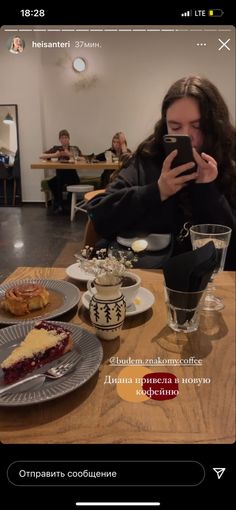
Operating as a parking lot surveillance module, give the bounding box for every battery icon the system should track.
[208,9,224,17]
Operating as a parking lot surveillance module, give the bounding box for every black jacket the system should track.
[87,156,236,270]
[95,147,115,162]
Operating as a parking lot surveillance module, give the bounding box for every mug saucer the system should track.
[82,287,155,317]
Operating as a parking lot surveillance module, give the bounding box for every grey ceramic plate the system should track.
[0,320,103,406]
[0,279,80,325]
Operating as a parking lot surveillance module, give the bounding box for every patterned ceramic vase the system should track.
[89,276,126,340]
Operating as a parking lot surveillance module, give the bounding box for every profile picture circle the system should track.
[7,35,25,54]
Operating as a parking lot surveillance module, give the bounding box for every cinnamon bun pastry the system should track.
[1,283,50,316]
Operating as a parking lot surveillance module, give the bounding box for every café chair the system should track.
[66,184,94,222]
[83,217,101,248]
[81,189,105,246]
[41,178,53,207]
[84,188,105,203]
[0,163,17,206]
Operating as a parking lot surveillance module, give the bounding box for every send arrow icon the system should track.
[213,468,226,479]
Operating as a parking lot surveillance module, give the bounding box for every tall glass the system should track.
[190,224,232,311]
[105,150,112,163]
[71,147,79,161]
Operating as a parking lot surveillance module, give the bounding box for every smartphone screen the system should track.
[0,6,235,509]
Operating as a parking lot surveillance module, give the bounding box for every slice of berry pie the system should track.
[1,321,73,384]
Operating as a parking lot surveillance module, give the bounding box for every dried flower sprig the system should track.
[75,246,137,284]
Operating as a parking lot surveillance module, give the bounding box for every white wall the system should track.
[0,26,235,202]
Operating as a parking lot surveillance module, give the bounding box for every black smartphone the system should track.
[163,134,197,175]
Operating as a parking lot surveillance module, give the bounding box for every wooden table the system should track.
[31,162,119,171]
[0,267,235,444]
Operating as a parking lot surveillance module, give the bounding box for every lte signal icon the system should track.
[181,10,192,16]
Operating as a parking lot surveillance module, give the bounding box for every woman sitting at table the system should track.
[87,76,236,270]
[96,131,132,188]
[40,129,82,214]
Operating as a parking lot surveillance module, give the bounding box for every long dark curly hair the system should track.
[136,76,236,208]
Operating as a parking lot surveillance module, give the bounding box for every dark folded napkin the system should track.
[163,241,217,292]
[163,242,218,324]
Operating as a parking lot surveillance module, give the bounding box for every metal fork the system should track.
[0,350,82,395]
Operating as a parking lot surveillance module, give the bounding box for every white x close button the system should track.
[218,38,230,51]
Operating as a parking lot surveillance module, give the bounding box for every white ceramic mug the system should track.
[87,271,141,308]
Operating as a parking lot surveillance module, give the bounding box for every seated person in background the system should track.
[40,129,82,213]
[96,131,132,188]
[87,75,236,270]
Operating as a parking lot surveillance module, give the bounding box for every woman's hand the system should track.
[158,150,198,201]
[62,148,71,157]
[193,148,218,183]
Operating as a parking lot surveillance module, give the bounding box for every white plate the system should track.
[117,233,171,251]
[116,236,140,248]
[82,287,155,317]
[0,320,103,407]
[66,263,95,282]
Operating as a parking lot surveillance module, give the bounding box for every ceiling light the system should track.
[73,57,86,72]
